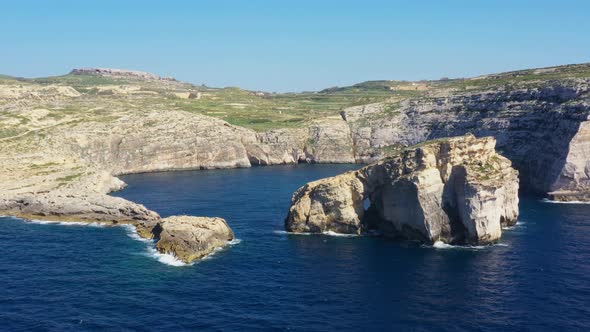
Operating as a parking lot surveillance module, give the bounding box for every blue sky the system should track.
[1,0,589,91]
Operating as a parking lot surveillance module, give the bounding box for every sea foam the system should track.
[144,247,190,267]
[541,198,590,205]
[202,238,242,261]
[121,224,153,243]
[502,220,525,230]
[26,219,106,227]
[322,230,358,237]
[273,230,358,237]
[121,225,190,266]
[430,241,508,250]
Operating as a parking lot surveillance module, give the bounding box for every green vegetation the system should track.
[31,74,127,87]
[56,173,83,183]
[430,63,590,91]
[173,86,398,131]
[0,127,23,139]
[29,162,60,169]
[382,102,401,116]
[379,143,404,155]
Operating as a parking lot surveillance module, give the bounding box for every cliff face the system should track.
[65,111,256,174]
[62,112,355,174]
[70,68,177,81]
[285,135,519,245]
[246,118,355,165]
[343,79,590,200]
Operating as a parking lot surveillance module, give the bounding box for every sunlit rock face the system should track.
[152,216,235,264]
[285,135,519,245]
[342,79,590,200]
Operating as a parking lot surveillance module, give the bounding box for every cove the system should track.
[1,164,589,331]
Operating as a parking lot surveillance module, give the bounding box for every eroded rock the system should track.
[0,190,159,224]
[285,135,519,245]
[152,216,235,263]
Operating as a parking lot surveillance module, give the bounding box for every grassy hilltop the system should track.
[1,62,590,139]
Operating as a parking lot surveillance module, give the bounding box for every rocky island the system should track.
[285,134,519,244]
[0,63,589,258]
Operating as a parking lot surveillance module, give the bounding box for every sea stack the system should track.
[151,216,235,264]
[285,134,519,245]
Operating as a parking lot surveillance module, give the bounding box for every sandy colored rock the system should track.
[154,216,235,263]
[286,135,519,245]
[70,68,175,81]
[0,190,159,224]
[343,79,590,200]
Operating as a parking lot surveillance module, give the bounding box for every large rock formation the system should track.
[285,135,519,245]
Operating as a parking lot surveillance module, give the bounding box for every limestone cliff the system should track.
[343,79,590,201]
[70,68,177,81]
[285,135,519,245]
[246,118,355,165]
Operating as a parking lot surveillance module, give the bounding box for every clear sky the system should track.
[1,0,589,92]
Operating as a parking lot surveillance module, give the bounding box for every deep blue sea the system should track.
[1,164,589,331]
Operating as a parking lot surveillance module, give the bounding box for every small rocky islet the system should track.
[1,64,590,262]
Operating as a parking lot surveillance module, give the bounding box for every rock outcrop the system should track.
[70,68,177,81]
[0,190,160,224]
[152,216,235,263]
[285,135,519,245]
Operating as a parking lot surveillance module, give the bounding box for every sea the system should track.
[1,164,589,331]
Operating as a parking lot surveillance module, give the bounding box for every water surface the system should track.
[1,164,589,331]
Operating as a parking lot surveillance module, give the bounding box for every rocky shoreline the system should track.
[1,64,590,261]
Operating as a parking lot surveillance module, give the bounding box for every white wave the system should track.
[27,219,59,225]
[144,247,190,267]
[429,241,508,250]
[201,246,225,261]
[322,230,358,237]
[228,238,242,245]
[121,224,154,243]
[27,219,106,227]
[502,220,525,230]
[273,230,358,237]
[273,230,313,236]
[202,238,242,261]
[541,198,590,205]
[432,241,455,249]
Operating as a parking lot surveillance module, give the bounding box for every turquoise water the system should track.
[1,164,589,331]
